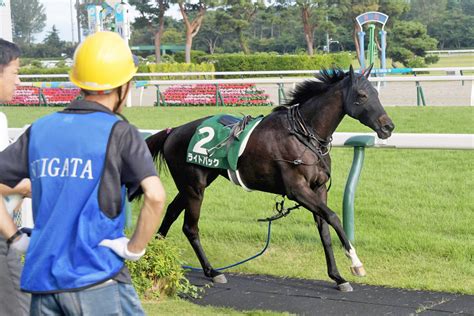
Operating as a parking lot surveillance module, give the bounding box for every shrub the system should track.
[196,52,352,75]
[174,50,207,63]
[19,67,70,82]
[137,62,215,80]
[126,237,199,300]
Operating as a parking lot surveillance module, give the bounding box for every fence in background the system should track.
[6,67,474,107]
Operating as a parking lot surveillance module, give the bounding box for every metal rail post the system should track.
[155,85,166,106]
[342,135,375,243]
[278,82,286,106]
[215,84,224,106]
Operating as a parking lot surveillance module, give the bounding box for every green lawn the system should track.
[2,106,473,314]
[142,298,291,315]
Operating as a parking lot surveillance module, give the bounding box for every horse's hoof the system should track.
[212,274,227,284]
[350,265,367,277]
[338,282,353,292]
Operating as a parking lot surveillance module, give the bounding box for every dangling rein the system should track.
[182,197,301,272]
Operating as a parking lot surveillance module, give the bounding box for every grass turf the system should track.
[2,105,473,315]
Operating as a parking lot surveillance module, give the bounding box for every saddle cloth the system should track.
[186,114,263,171]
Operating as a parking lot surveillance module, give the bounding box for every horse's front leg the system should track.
[312,187,352,292]
[289,182,366,285]
[182,192,227,284]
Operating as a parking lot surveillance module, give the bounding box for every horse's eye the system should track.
[357,90,368,101]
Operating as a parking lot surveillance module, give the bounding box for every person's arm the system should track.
[98,122,165,260]
[0,179,31,197]
[0,195,29,252]
[127,176,165,253]
[0,195,18,239]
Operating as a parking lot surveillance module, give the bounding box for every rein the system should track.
[287,105,332,157]
[182,197,300,272]
[274,105,333,191]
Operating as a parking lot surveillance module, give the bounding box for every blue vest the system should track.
[23,111,126,293]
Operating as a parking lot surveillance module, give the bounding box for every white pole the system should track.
[69,0,75,43]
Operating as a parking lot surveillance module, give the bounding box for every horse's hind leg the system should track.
[182,193,227,284]
[158,192,186,238]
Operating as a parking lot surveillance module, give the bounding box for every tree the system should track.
[42,25,64,57]
[387,21,438,67]
[11,0,47,44]
[220,0,265,54]
[408,0,474,49]
[194,10,227,54]
[249,4,303,53]
[129,0,170,63]
[176,0,208,63]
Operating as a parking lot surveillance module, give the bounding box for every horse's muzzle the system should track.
[376,115,394,139]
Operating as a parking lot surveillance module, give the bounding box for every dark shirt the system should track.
[0,100,158,286]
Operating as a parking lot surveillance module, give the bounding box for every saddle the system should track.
[217,114,254,147]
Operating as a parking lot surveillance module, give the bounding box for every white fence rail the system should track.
[18,66,474,80]
[15,68,474,107]
[7,128,473,151]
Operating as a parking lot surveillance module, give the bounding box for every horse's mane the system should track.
[273,68,346,112]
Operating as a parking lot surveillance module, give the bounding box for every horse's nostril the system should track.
[385,122,395,132]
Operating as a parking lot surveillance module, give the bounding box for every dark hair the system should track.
[0,38,21,68]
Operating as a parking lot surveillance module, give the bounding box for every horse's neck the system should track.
[300,90,345,140]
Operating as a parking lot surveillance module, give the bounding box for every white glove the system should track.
[10,233,30,254]
[99,237,145,261]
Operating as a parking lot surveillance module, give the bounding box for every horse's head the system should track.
[343,65,394,139]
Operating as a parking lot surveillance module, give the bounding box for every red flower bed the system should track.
[162,84,273,106]
[6,86,80,106]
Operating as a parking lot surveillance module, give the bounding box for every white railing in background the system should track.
[18,66,474,80]
[426,49,474,55]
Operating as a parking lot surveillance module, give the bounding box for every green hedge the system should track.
[197,52,353,74]
[137,62,216,80]
[173,50,207,64]
[19,67,70,82]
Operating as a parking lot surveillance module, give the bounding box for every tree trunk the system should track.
[305,34,314,55]
[179,2,206,63]
[154,7,166,64]
[154,32,162,64]
[237,28,250,54]
[353,23,362,66]
[301,6,314,56]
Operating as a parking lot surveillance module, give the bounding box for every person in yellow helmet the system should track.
[0,32,166,315]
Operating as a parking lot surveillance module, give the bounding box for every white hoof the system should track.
[212,274,227,284]
[338,282,353,292]
[350,265,367,277]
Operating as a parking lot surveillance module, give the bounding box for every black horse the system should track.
[142,66,394,292]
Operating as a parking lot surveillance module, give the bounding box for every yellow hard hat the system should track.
[69,31,138,91]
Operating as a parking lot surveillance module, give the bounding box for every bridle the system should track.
[273,105,333,191]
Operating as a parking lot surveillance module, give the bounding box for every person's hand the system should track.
[99,237,145,261]
[9,233,29,254]
[14,179,31,198]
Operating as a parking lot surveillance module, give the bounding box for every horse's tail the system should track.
[146,128,173,174]
[130,128,172,201]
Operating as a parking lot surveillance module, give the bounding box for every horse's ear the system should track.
[349,64,356,84]
[363,64,374,78]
